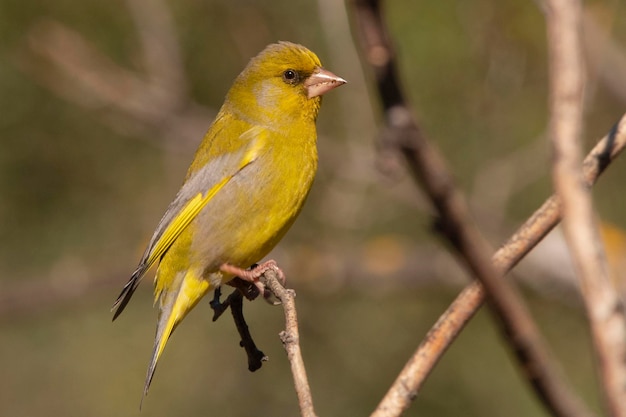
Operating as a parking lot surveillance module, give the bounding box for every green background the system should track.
[1,0,624,415]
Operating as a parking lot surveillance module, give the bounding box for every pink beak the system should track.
[304,67,347,98]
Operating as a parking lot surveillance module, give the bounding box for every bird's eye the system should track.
[282,69,299,84]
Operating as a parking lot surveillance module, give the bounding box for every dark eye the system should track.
[282,69,299,84]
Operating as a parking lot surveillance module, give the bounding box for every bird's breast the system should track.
[190,137,318,274]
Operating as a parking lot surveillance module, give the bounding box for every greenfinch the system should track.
[112,41,345,398]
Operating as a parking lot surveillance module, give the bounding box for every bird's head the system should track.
[226,42,346,128]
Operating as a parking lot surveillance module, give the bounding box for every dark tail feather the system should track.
[111,264,147,321]
[140,324,165,409]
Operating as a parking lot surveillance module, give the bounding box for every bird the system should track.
[111,41,346,400]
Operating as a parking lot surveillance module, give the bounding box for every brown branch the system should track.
[351,1,599,417]
[546,1,626,416]
[369,112,626,416]
[209,268,317,415]
[260,270,318,417]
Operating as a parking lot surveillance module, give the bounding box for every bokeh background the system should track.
[1,0,626,415]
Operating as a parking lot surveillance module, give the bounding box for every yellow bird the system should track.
[112,42,345,398]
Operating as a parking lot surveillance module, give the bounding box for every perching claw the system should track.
[220,260,286,305]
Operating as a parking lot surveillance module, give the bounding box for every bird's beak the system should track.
[304,67,347,98]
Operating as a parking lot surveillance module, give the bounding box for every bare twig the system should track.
[260,270,318,417]
[351,1,599,416]
[209,266,316,399]
[545,1,626,415]
[371,112,626,416]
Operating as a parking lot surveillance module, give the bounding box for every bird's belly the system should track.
[189,154,315,276]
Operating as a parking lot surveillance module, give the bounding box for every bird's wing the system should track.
[111,125,268,319]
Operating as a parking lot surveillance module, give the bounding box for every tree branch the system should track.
[545,0,626,415]
[350,1,606,416]
[260,270,318,417]
[209,270,316,417]
[369,111,626,417]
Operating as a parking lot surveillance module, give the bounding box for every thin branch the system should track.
[209,268,316,413]
[371,112,626,417]
[545,1,626,416]
[260,270,318,417]
[351,1,600,416]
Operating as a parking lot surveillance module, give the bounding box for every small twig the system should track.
[210,269,317,416]
[545,1,626,415]
[260,270,318,417]
[369,113,626,417]
[350,1,594,417]
[209,285,267,372]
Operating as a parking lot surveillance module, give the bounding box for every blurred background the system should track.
[1,0,625,415]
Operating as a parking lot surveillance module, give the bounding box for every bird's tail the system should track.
[141,268,211,405]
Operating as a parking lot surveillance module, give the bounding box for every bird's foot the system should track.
[209,287,229,320]
[220,260,286,305]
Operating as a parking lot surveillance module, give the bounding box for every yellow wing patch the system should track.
[144,127,266,270]
[146,181,225,269]
[145,193,204,268]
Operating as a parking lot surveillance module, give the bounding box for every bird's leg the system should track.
[209,287,230,321]
[208,284,267,371]
[220,260,286,305]
[227,290,267,372]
